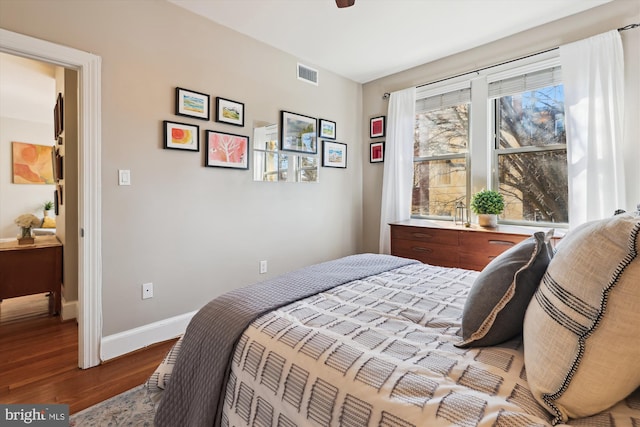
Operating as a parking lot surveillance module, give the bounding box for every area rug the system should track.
[69,384,157,426]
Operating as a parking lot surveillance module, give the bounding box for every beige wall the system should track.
[0,0,363,336]
[362,0,640,253]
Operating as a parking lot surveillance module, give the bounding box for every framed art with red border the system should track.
[370,141,384,163]
[370,115,385,138]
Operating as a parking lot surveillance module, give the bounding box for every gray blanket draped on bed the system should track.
[154,253,418,427]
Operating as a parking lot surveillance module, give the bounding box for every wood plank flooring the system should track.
[0,310,178,414]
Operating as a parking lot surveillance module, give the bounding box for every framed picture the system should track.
[322,141,347,168]
[215,97,245,127]
[370,141,384,163]
[163,120,199,151]
[370,115,385,138]
[318,118,336,140]
[12,142,55,184]
[54,93,63,138]
[280,110,317,154]
[175,87,210,120]
[51,147,63,182]
[205,130,249,169]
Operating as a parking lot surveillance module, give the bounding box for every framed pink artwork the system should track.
[370,141,384,163]
[205,130,249,169]
[370,115,385,138]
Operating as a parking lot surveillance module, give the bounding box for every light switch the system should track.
[118,169,131,186]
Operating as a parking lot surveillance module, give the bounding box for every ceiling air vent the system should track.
[297,63,318,86]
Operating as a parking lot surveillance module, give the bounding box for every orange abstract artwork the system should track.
[12,142,55,184]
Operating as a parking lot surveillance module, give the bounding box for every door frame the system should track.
[1,29,102,368]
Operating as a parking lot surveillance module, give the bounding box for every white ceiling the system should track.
[168,0,611,83]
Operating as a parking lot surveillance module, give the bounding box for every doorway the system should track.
[0,28,102,369]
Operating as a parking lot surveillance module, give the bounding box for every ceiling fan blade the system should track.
[336,0,355,8]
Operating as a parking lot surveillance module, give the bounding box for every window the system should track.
[413,88,470,217]
[412,53,568,225]
[493,74,568,223]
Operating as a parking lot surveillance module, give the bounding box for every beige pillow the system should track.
[523,213,640,423]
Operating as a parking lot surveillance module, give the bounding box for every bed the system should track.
[153,213,640,427]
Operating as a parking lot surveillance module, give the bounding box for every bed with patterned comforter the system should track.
[153,252,640,427]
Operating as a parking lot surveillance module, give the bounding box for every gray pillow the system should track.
[456,229,553,348]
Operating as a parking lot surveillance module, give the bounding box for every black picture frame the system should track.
[54,92,63,138]
[322,140,347,168]
[175,87,210,121]
[318,118,336,140]
[215,97,245,127]
[370,141,384,163]
[370,115,385,138]
[205,130,250,169]
[163,120,200,151]
[280,110,317,154]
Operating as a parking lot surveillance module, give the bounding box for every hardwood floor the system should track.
[0,309,178,414]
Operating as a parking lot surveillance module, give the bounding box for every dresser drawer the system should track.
[459,232,526,255]
[458,232,528,270]
[391,238,459,267]
[390,226,459,246]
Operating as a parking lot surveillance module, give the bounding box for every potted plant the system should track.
[43,200,54,217]
[470,189,504,228]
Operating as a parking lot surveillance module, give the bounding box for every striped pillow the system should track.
[523,214,640,423]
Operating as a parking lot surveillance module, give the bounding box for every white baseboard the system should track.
[61,298,77,321]
[100,311,197,362]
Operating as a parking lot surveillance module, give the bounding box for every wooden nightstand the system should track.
[390,219,557,271]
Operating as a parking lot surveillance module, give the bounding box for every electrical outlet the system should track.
[142,282,153,299]
[259,260,268,274]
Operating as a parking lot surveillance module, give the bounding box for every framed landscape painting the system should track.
[175,87,210,120]
[215,97,245,127]
[322,141,347,168]
[318,118,336,140]
[205,130,249,169]
[280,110,317,154]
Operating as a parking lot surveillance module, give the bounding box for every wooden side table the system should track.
[0,235,63,316]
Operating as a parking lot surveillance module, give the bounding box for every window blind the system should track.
[415,88,471,113]
[488,66,562,98]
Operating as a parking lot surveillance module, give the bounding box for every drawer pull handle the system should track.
[488,240,515,246]
[412,233,432,239]
[412,247,432,253]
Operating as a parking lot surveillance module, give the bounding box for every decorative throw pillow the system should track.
[456,229,553,348]
[147,336,183,392]
[42,216,56,228]
[523,213,640,424]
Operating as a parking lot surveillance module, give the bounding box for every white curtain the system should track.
[379,87,416,253]
[560,30,626,228]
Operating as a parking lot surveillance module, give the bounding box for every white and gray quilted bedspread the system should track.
[221,263,640,427]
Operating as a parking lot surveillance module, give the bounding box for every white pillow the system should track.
[523,213,640,423]
[147,336,182,392]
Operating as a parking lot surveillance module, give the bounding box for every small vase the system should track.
[18,227,35,245]
[478,214,498,228]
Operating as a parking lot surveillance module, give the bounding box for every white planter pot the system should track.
[478,214,498,228]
